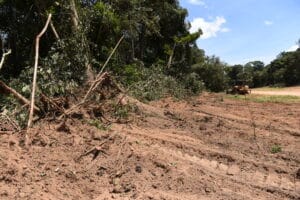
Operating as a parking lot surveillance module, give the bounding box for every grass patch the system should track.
[270,145,282,154]
[226,94,300,103]
[87,119,110,131]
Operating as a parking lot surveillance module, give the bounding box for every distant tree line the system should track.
[226,45,300,88]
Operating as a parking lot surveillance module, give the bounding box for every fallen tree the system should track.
[0,80,40,112]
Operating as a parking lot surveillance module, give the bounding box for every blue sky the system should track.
[179,0,300,65]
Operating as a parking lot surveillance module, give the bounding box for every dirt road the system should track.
[0,93,299,199]
[252,86,300,96]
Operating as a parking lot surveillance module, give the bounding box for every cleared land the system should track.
[0,93,299,199]
[252,86,300,97]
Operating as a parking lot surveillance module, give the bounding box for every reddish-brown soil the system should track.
[0,93,299,200]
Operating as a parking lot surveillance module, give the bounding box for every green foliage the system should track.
[266,49,300,86]
[39,38,87,95]
[113,63,142,86]
[130,65,188,101]
[270,144,282,154]
[192,56,226,92]
[87,119,110,131]
[113,103,139,120]
[0,96,28,128]
[182,72,205,94]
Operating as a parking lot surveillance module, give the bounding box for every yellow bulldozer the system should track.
[229,85,251,95]
[226,79,251,95]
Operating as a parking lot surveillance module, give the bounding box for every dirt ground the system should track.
[252,86,300,96]
[0,93,299,200]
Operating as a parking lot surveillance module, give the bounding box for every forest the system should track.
[0,0,300,119]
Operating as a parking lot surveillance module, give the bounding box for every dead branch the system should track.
[76,146,107,162]
[75,137,111,162]
[34,0,60,40]
[98,35,124,75]
[59,72,108,119]
[59,36,124,119]
[0,80,40,112]
[83,35,124,101]
[50,21,60,40]
[27,14,52,128]
[82,72,109,102]
[107,75,126,93]
[82,35,124,101]
[0,111,21,131]
[40,93,66,114]
[0,49,12,71]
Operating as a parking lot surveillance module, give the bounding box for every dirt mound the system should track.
[0,93,299,199]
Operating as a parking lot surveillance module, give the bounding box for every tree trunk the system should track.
[69,0,79,30]
[167,43,176,68]
[27,14,52,128]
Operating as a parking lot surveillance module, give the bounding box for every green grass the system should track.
[270,144,282,154]
[226,94,300,103]
[87,119,110,131]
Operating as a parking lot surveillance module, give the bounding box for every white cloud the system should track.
[221,28,230,33]
[190,16,229,39]
[264,20,274,26]
[286,45,299,52]
[188,0,205,6]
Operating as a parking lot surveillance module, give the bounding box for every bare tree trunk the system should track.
[0,49,12,70]
[167,44,176,69]
[27,14,52,128]
[69,0,79,30]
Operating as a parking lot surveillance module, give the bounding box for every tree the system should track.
[266,50,300,86]
[192,56,227,92]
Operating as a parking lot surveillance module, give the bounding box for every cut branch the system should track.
[50,21,60,40]
[27,14,52,128]
[83,35,125,101]
[0,49,12,70]
[98,35,124,75]
[58,35,124,119]
[0,80,40,112]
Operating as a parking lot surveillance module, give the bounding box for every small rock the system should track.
[19,193,26,198]
[112,185,123,194]
[124,184,132,193]
[135,165,142,173]
[1,191,8,196]
[205,187,211,193]
[296,168,300,179]
[112,178,120,186]
[227,165,240,175]
[218,163,228,172]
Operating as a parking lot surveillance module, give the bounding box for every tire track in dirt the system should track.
[117,125,299,199]
[122,125,299,172]
[189,107,300,138]
[158,146,300,199]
